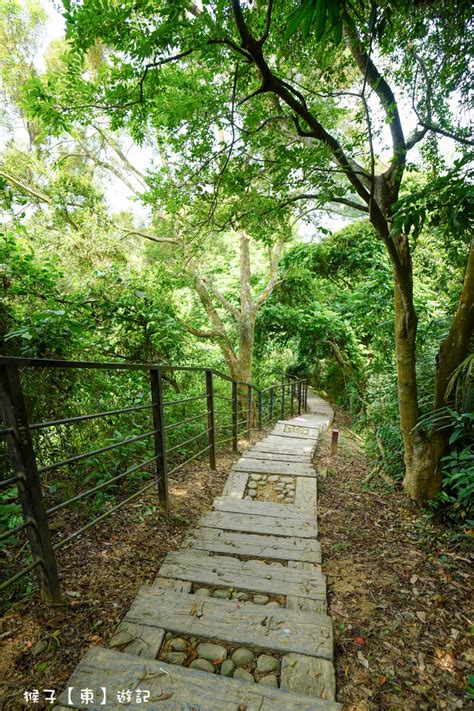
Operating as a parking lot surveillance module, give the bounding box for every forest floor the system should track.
[0,433,266,710]
[1,415,472,710]
[317,409,473,711]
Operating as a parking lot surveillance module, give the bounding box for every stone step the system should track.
[232,459,316,477]
[54,647,341,710]
[273,421,320,438]
[253,442,314,455]
[241,450,310,463]
[183,527,321,564]
[158,551,326,606]
[222,470,248,498]
[295,477,318,510]
[199,509,318,538]
[281,653,337,701]
[232,459,315,477]
[213,496,314,520]
[264,434,318,445]
[114,585,333,660]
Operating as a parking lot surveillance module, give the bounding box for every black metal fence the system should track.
[0,356,307,605]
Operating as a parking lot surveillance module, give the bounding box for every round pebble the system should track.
[253,594,270,605]
[258,674,278,687]
[165,652,187,665]
[249,490,257,497]
[220,659,236,677]
[195,588,211,597]
[164,632,173,640]
[231,647,255,667]
[269,475,279,482]
[197,642,227,663]
[169,637,188,652]
[212,589,231,599]
[232,591,249,601]
[32,640,48,656]
[190,658,215,673]
[248,481,257,489]
[233,668,255,683]
[266,601,281,608]
[256,654,279,673]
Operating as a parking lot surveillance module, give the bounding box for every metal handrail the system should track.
[0,355,308,603]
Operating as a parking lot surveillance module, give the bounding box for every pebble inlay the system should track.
[244,472,296,503]
[158,633,282,686]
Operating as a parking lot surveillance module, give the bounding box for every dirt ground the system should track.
[317,409,473,710]
[0,435,263,710]
[1,416,472,710]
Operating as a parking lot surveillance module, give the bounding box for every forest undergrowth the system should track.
[317,411,473,710]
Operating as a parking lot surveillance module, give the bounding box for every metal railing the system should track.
[0,356,307,604]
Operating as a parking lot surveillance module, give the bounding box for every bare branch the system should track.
[179,322,221,339]
[417,121,474,147]
[344,23,406,166]
[0,169,51,204]
[331,197,369,213]
[201,276,241,320]
[253,237,284,309]
[258,0,274,45]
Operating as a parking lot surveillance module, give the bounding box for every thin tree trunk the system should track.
[434,238,474,409]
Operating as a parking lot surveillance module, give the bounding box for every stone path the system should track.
[54,391,340,710]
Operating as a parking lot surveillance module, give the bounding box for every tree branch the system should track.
[201,276,241,320]
[343,23,406,166]
[258,0,274,45]
[0,169,51,204]
[179,322,221,339]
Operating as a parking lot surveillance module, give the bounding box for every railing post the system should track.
[305,381,308,410]
[150,367,169,510]
[0,365,63,604]
[232,380,238,452]
[205,370,216,470]
[258,390,263,431]
[297,381,302,415]
[269,386,274,423]
[247,384,252,441]
[281,378,285,418]
[290,380,295,417]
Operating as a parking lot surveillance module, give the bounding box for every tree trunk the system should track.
[378,223,443,500]
[434,237,474,410]
[391,236,474,500]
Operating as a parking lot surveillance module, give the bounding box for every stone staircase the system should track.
[54,391,340,710]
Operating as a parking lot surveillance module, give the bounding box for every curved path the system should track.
[54,391,340,710]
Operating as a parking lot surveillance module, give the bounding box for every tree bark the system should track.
[187,232,283,392]
[434,237,474,410]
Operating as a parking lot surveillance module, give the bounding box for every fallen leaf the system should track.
[418,652,425,672]
[410,574,419,584]
[416,611,426,623]
[379,675,386,685]
[354,635,365,645]
[357,651,369,668]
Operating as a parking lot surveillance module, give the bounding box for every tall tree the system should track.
[26,0,473,499]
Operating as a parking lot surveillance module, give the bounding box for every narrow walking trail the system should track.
[54,392,340,710]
